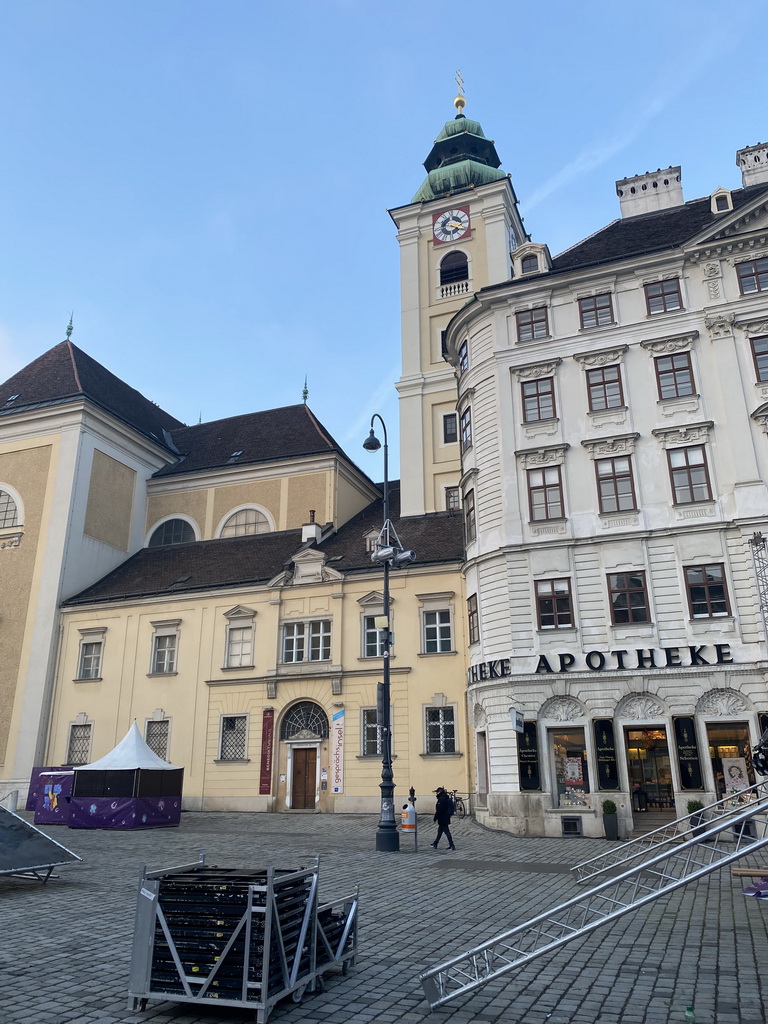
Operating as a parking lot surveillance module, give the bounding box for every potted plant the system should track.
[687,799,705,838]
[602,799,619,841]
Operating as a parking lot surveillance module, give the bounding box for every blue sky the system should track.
[1,0,766,476]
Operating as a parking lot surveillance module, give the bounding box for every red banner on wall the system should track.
[259,709,275,795]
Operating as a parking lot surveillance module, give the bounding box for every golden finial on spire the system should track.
[454,69,466,115]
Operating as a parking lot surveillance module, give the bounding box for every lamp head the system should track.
[363,429,382,452]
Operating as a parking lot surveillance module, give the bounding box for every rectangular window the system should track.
[521,377,556,422]
[516,306,549,342]
[443,412,458,444]
[423,610,452,653]
[362,708,382,756]
[644,279,683,314]
[464,488,476,543]
[550,727,589,808]
[363,615,385,658]
[219,715,247,760]
[445,486,461,512]
[152,634,177,674]
[586,365,624,411]
[226,624,253,668]
[527,465,564,521]
[467,594,480,645]
[608,572,650,624]
[596,455,636,514]
[282,620,331,662]
[460,407,472,452]
[426,706,456,754]
[458,341,469,373]
[145,719,170,760]
[685,564,730,617]
[535,578,573,629]
[668,446,712,504]
[655,352,695,399]
[579,293,613,329]
[751,337,768,381]
[78,640,103,679]
[737,257,768,295]
[66,723,92,765]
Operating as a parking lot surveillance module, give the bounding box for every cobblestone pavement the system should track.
[2,810,767,1024]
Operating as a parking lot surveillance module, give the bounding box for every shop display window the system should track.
[706,722,755,799]
[550,728,590,807]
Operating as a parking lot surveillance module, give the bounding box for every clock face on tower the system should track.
[433,207,470,244]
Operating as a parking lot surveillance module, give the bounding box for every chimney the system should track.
[301,509,322,544]
[737,143,768,187]
[615,167,684,218]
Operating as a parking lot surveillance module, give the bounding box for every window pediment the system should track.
[224,605,257,621]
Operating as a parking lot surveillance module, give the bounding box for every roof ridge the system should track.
[66,340,83,392]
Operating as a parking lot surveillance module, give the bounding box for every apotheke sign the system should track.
[468,643,733,683]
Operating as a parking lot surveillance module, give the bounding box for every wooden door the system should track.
[291,748,317,809]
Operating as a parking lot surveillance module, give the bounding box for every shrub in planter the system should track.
[687,799,705,837]
[602,799,619,840]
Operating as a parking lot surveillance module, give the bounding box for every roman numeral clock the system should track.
[432,206,470,244]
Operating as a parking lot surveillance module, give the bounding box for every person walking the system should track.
[430,786,456,851]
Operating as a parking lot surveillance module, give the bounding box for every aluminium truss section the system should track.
[420,803,768,1010]
[572,780,768,883]
[127,853,358,1023]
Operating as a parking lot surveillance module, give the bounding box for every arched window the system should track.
[220,508,270,538]
[280,701,329,740]
[0,489,19,529]
[148,518,196,547]
[521,255,539,274]
[440,251,469,286]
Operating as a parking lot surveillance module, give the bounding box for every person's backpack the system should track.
[446,794,456,817]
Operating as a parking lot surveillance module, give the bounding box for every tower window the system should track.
[521,255,539,274]
[440,251,468,286]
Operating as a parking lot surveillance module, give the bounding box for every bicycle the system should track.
[447,790,467,818]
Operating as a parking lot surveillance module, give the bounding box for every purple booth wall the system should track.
[33,771,75,824]
[68,796,182,829]
[26,766,70,811]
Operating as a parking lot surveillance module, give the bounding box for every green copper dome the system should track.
[413,113,507,203]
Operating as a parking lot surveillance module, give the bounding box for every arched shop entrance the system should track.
[625,727,674,811]
[279,702,329,811]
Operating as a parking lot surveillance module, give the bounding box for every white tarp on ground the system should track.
[77,721,181,771]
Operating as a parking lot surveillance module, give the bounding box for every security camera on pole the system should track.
[363,415,416,853]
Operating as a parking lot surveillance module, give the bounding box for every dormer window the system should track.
[711,188,733,214]
[521,255,539,274]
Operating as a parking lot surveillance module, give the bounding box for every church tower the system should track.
[390,87,527,516]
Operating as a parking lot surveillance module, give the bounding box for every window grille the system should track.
[146,719,170,760]
[0,490,19,529]
[148,519,195,546]
[67,723,92,765]
[280,701,329,740]
[220,715,247,760]
[426,706,456,754]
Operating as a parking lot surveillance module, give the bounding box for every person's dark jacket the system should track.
[434,790,452,826]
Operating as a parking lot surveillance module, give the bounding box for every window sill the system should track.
[213,758,251,765]
[221,665,255,671]
[418,650,457,658]
[657,393,700,404]
[147,672,178,678]
[420,752,463,759]
[529,517,568,526]
[578,322,617,333]
[598,508,639,517]
[73,676,102,683]
[537,627,577,635]
[671,500,715,510]
[646,309,684,318]
[522,416,558,427]
[610,619,654,629]
[356,754,398,761]
[587,405,627,416]
[689,615,734,623]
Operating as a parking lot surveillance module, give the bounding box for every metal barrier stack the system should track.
[128,853,357,1023]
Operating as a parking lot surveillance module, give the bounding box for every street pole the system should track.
[364,415,399,852]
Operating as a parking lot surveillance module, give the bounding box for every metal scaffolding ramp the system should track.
[572,780,768,883]
[420,785,768,1010]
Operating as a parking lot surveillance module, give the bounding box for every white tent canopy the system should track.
[77,722,181,771]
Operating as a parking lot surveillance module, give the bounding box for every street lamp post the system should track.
[363,415,415,853]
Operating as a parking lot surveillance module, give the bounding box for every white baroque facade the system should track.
[433,132,768,837]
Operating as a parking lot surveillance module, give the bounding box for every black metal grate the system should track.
[146,719,170,760]
[562,816,583,837]
[280,702,328,740]
[220,716,247,759]
[67,724,92,765]
[0,490,18,528]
